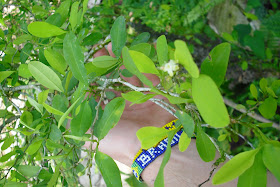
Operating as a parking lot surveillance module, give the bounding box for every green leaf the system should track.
[0,71,14,83]
[58,95,83,128]
[136,127,168,149]
[0,150,16,162]
[82,32,102,46]
[49,124,62,142]
[178,131,191,152]
[43,103,72,119]
[18,64,32,78]
[63,135,93,142]
[129,50,159,75]
[27,22,66,38]
[250,84,258,100]
[26,139,43,155]
[192,74,230,128]
[244,31,265,59]
[63,32,88,86]
[201,43,231,87]
[258,97,277,119]
[255,123,273,128]
[175,111,195,137]
[17,165,41,178]
[130,43,151,56]
[122,47,153,87]
[246,100,257,105]
[27,97,43,114]
[212,148,260,185]
[92,56,118,68]
[154,130,176,187]
[110,16,126,57]
[262,144,280,182]
[44,48,67,75]
[20,43,33,63]
[174,40,199,78]
[121,91,156,106]
[1,136,14,151]
[131,32,150,46]
[95,151,122,187]
[20,111,33,126]
[47,162,61,187]
[157,35,168,66]
[196,126,216,162]
[38,90,49,104]
[151,88,189,104]
[28,61,64,92]
[71,101,92,137]
[46,13,62,27]
[56,0,71,24]
[69,2,79,30]
[238,152,267,187]
[259,78,267,93]
[94,97,125,140]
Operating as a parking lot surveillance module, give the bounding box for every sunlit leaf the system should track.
[262,144,280,182]
[136,127,168,149]
[157,35,168,66]
[28,22,66,38]
[110,16,126,57]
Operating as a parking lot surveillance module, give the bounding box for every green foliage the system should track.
[0,0,279,187]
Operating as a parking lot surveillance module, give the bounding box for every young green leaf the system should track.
[27,22,66,38]
[121,91,156,105]
[63,32,88,86]
[196,126,216,162]
[201,43,231,87]
[1,136,14,151]
[38,90,49,104]
[212,148,260,185]
[0,71,14,83]
[18,64,32,78]
[71,101,92,137]
[262,144,280,182]
[238,152,267,187]
[258,97,277,119]
[17,165,41,178]
[157,35,168,66]
[56,0,71,24]
[122,47,153,87]
[95,151,122,187]
[28,61,64,92]
[179,131,191,152]
[27,97,43,114]
[175,110,195,137]
[47,162,61,187]
[94,97,125,140]
[26,139,43,155]
[20,111,33,126]
[130,43,151,56]
[44,48,67,75]
[110,16,126,57]
[69,2,79,30]
[154,130,177,187]
[43,103,72,119]
[136,127,169,149]
[250,84,258,100]
[92,56,118,68]
[259,78,267,93]
[58,95,83,128]
[63,135,93,142]
[129,50,159,75]
[49,124,62,142]
[192,74,230,128]
[131,32,150,46]
[174,40,199,78]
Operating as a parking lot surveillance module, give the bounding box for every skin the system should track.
[84,43,278,187]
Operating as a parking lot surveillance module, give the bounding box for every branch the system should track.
[85,36,111,62]
[223,98,279,130]
[0,115,20,133]
[3,84,41,92]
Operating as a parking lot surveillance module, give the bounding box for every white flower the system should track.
[160,60,179,77]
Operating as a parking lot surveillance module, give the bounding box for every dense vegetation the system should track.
[0,0,279,186]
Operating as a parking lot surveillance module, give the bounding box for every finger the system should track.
[107,42,116,57]
[93,47,109,57]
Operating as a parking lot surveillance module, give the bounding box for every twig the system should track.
[0,85,22,115]
[198,167,217,187]
[3,84,41,92]
[228,127,255,149]
[151,98,177,112]
[149,98,176,117]
[223,98,279,130]
[85,36,111,62]
[207,135,233,160]
[0,115,20,133]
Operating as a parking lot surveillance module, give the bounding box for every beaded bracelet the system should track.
[132,120,183,182]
